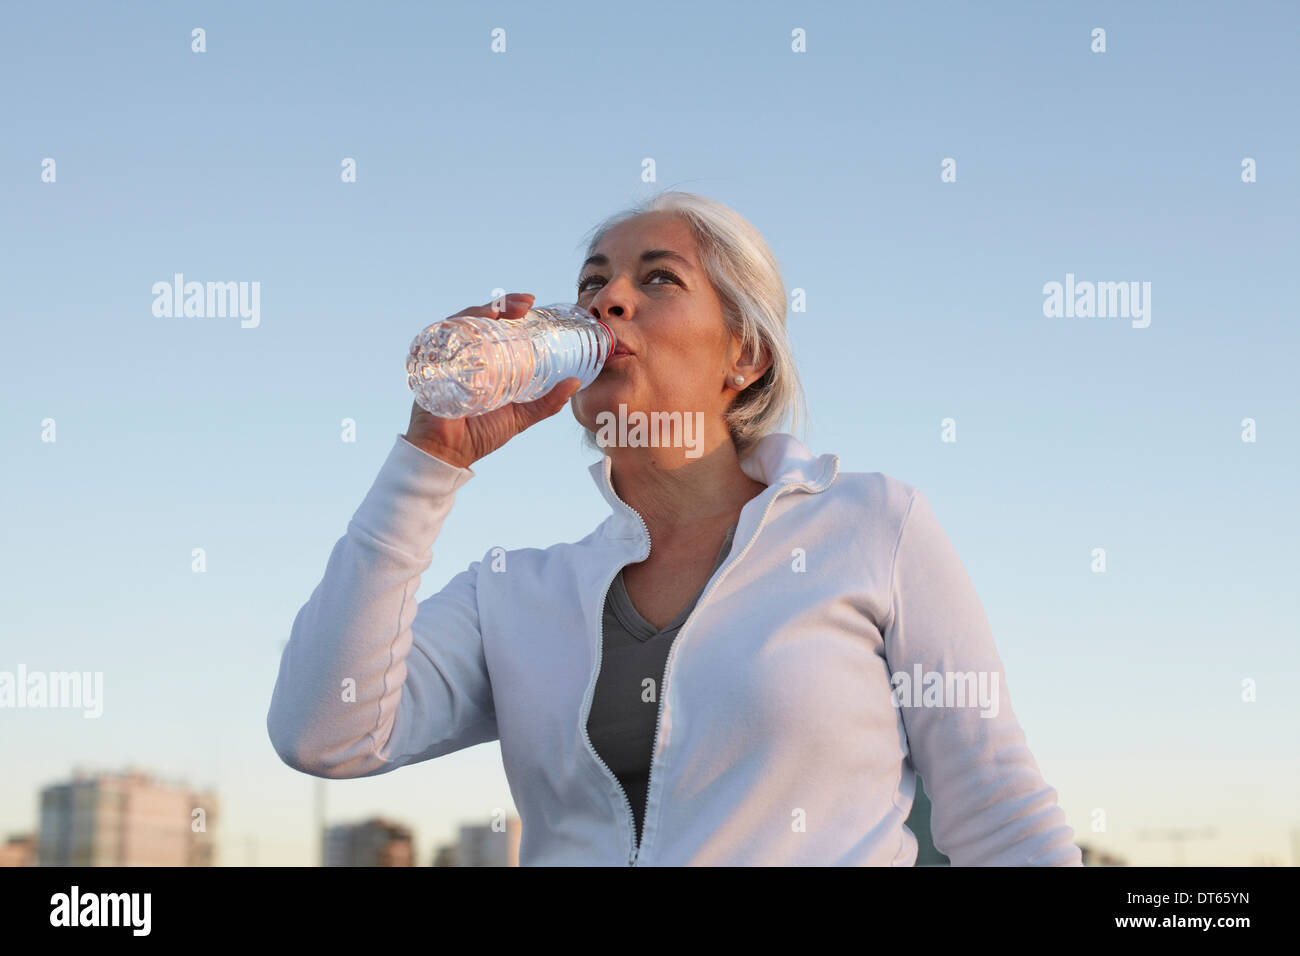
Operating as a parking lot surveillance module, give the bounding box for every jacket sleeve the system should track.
[266,433,498,778]
[882,487,1083,866]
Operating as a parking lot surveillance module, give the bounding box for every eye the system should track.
[645,268,682,285]
[576,269,683,294]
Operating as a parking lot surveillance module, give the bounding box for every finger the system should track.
[493,292,535,317]
[452,292,535,321]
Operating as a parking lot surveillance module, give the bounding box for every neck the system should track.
[606,425,767,550]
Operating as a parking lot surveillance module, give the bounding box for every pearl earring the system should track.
[733,375,745,386]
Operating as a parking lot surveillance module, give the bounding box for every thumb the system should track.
[514,378,582,430]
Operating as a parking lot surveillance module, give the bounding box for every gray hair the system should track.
[574,190,808,459]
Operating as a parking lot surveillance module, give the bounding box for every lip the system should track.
[610,345,634,357]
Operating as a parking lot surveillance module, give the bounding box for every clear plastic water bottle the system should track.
[406,303,616,418]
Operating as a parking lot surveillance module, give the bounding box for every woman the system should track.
[267,191,1082,866]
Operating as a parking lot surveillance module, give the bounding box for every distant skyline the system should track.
[2,1,1297,866]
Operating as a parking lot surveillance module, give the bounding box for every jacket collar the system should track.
[587,432,840,536]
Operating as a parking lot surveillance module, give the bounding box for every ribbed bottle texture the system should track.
[406,303,614,418]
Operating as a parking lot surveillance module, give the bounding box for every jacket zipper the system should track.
[584,458,840,866]
[634,468,837,864]
[580,498,652,866]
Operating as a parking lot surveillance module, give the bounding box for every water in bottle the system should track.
[406,303,616,418]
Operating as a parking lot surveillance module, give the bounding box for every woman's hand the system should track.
[402,292,583,469]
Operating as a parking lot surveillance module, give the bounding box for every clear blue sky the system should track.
[2,1,1296,866]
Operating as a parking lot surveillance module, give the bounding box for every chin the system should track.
[572,378,634,424]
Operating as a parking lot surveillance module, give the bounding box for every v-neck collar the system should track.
[609,523,738,641]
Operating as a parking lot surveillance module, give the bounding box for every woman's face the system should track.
[569,211,762,447]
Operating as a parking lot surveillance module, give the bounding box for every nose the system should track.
[587,281,629,322]
[590,300,625,322]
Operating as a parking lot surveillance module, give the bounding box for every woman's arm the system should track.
[882,488,1083,866]
[266,434,498,778]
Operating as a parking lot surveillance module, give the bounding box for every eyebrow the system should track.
[579,249,695,273]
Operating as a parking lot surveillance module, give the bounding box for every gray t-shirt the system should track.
[586,524,738,847]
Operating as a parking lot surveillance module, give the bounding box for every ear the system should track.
[729,336,772,386]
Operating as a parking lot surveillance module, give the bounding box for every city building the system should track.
[431,817,522,867]
[431,844,457,867]
[38,769,217,866]
[0,834,37,867]
[323,818,413,866]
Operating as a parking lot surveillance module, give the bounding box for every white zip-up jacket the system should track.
[267,430,1083,866]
